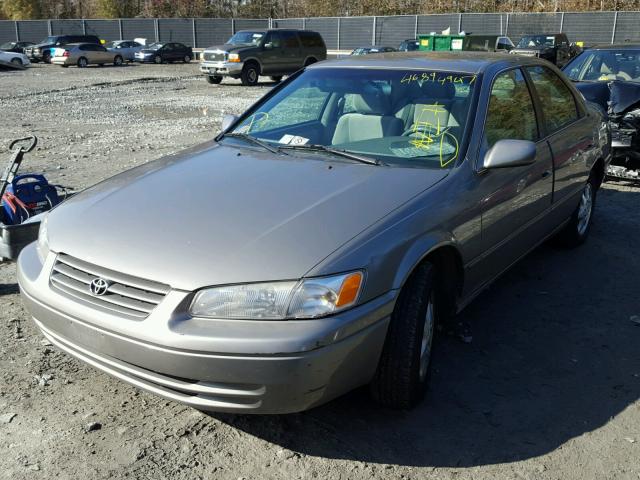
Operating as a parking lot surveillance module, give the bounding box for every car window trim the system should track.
[474,65,542,173]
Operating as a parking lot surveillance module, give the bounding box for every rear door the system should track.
[280,31,303,72]
[524,65,592,222]
[475,67,554,282]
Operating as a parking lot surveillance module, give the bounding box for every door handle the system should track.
[542,170,552,178]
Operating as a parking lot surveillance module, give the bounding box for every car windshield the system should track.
[227,31,264,46]
[564,49,640,82]
[226,67,478,169]
[0,42,15,49]
[517,35,555,48]
[106,41,120,48]
[146,43,163,50]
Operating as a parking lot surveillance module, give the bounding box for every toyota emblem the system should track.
[90,278,110,296]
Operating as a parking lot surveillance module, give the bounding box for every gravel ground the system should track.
[0,62,639,480]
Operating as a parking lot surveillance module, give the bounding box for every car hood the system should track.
[205,44,257,54]
[47,142,448,291]
[574,80,640,116]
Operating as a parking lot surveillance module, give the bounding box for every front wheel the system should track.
[114,55,123,66]
[10,58,22,66]
[183,55,192,63]
[206,75,223,84]
[555,177,596,247]
[370,261,437,409]
[240,62,259,86]
[154,55,162,64]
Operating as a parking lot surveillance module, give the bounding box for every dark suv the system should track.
[200,29,326,86]
[26,35,101,63]
[511,33,579,67]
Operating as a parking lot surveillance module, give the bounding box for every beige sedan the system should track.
[52,43,124,68]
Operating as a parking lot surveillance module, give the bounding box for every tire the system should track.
[205,75,223,84]
[270,75,283,82]
[183,55,192,63]
[43,52,51,63]
[77,57,88,68]
[555,175,597,247]
[240,62,259,86]
[154,55,162,64]
[61,65,68,68]
[10,58,22,66]
[370,261,437,409]
[114,55,123,67]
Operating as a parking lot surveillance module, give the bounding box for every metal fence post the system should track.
[231,18,235,34]
[505,13,510,36]
[611,10,618,44]
[458,13,462,33]
[14,21,19,41]
[154,18,159,42]
[82,19,86,35]
[560,12,565,33]
[48,20,52,36]
[372,16,376,46]
[414,15,418,38]
[192,18,197,47]
[303,18,306,30]
[118,19,123,40]
[337,17,341,51]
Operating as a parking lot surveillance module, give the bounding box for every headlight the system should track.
[36,214,49,263]
[228,53,240,63]
[190,271,364,320]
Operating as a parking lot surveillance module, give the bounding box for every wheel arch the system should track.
[242,57,262,73]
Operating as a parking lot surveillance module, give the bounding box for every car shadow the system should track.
[210,185,640,467]
[0,282,19,296]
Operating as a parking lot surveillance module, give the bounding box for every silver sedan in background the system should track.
[18,53,610,414]
[106,40,143,62]
[51,43,124,68]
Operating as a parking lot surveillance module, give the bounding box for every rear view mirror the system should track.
[221,113,238,132]
[483,139,536,169]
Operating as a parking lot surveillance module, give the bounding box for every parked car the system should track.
[18,53,610,414]
[106,40,144,62]
[134,42,193,64]
[564,44,640,180]
[0,41,35,54]
[350,46,397,55]
[511,33,578,67]
[0,49,30,67]
[462,35,514,52]
[25,35,101,63]
[200,29,326,86]
[51,43,124,68]
[398,39,420,52]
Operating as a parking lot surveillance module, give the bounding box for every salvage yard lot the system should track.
[1,63,639,480]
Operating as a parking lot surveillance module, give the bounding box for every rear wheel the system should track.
[370,261,437,409]
[555,176,596,247]
[206,75,223,84]
[240,62,259,86]
[183,55,192,63]
[270,75,283,82]
[77,57,88,68]
[10,58,22,66]
[114,55,123,66]
[154,55,162,64]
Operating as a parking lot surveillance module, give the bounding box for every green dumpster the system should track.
[418,34,465,52]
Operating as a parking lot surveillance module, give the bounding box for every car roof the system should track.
[586,43,640,50]
[311,51,546,74]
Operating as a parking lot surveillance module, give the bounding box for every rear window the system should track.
[299,31,324,48]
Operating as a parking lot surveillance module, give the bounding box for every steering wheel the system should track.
[401,124,450,138]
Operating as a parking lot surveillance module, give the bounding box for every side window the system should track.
[264,32,281,49]
[281,31,300,49]
[484,68,538,148]
[525,65,579,133]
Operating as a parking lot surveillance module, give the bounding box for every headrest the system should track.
[413,103,451,131]
[418,80,456,100]
[351,83,390,115]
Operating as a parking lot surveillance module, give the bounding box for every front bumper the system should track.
[200,61,244,77]
[135,54,154,63]
[17,243,394,413]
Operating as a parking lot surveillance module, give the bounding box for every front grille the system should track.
[203,51,225,62]
[50,253,170,319]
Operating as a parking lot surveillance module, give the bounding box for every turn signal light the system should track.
[336,272,364,307]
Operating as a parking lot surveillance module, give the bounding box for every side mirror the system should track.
[483,139,536,169]
[221,113,238,132]
[264,42,273,50]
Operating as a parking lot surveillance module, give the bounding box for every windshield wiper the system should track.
[279,144,380,165]
[221,132,282,155]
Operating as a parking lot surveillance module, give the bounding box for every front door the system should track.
[260,32,283,75]
[474,67,554,283]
